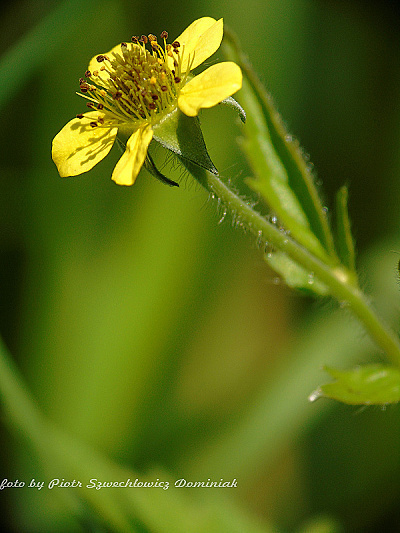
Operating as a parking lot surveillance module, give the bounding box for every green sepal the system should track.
[219,96,246,123]
[309,364,400,405]
[144,151,179,187]
[152,108,218,175]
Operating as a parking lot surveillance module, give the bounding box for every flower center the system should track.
[78,32,187,128]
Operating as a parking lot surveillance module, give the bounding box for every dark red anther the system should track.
[85,70,91,78]
[132,36,139,43]
[148,102,156,110]
[151,94,159,100]
[172,41,180,48]
[161,85,168,92]
[140,35,148,44]
[97,103,104,109]
[160,31,168,40]
[113,91,122,99]
[174,76,181,83]
[90,122,98,127]
[76,114,84,119]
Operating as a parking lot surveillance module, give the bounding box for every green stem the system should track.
[189,164,400,368]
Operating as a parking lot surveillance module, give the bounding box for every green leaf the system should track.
[152,108,218,175]
[335,186,356,272]
[222,31,338,263]
[309,364,400,405]
[238,78,329,263]
[266,252,329,296]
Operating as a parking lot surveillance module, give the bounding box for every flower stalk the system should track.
[183,158,400,370]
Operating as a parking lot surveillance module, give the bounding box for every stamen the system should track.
[78,27,182,126]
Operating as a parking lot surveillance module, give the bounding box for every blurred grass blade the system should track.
[0,0,99,111]
[222,29,338,262]
[0,337,274,532]
[335,186,356,272]
[310,364,400,405]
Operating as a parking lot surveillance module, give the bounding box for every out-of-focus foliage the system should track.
[1,1,400,531]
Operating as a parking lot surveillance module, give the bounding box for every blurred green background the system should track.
[1,1,400,531]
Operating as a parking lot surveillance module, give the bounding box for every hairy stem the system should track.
[188,162,400,368]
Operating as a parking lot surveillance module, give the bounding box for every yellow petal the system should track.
[178,62,242,117]
[173,17,223,72]
[111,123,153,186]
[52,112,118,177]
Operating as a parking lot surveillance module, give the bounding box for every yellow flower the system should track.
[52,17,242,186]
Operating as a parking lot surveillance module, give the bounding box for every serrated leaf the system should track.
[266,251,329,296]
[309,364,400,405]
[222,32,338,264]
[335,186,356,272]
[239,79,331,263]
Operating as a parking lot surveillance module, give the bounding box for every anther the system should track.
[132,36,139,43]
[151,94,158,100]
[174,76,181,83]
[160,31,168,40]
[140,35,148,44]
[97,103,104,109]
[172,41,180,48]
[85,70,91,78]
[148,34,157,42]
[161,85,168,92]
[114,91,123,99]
[76,114,84,119]
[148,102,156,110]
[96,55,106,62]
[90,122,98,128]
